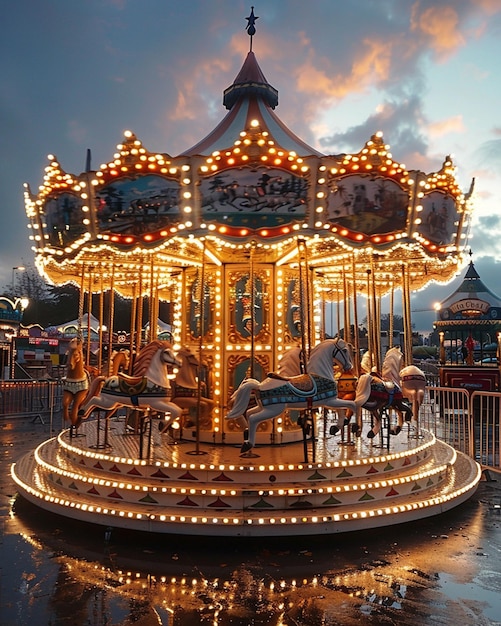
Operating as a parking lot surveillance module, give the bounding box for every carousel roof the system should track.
[24,13,474,301]
[182,51,322,158]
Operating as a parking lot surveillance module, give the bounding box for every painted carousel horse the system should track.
[351,371,412,439]
[348,347,418,440]
[109,348,130,375]
[170,346,214,427]
[77,340,183,431]
[225,338,357,454]
[62,336,90,426]
[382,346,427,436]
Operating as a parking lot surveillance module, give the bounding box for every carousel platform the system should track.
[11,416,481,537]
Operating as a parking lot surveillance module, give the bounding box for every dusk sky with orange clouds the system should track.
[1,0,501,329]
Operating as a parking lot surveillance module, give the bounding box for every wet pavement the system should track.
[1,414,501,625]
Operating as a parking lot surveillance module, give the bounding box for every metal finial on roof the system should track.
[246,6,258,52]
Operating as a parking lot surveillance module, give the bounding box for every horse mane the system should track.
[360,351,374,373]
[133,340,171,376]
[175,347,198,388]
[351,372,371,405]
[66,337,85,377]
[382,347,404,383]
[277,347,303,376]
[308,338,351,377]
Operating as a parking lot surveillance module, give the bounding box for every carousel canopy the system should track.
[24,14,474,302]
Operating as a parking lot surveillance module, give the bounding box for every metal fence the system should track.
[0,378,499,471]
[420,386,500,470]
[0,379,63,424]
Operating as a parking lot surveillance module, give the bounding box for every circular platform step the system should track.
[11,420,482,537]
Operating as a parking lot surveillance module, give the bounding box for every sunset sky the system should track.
[2,0,501,329]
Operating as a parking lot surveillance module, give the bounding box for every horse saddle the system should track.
[117,373,148,396]
[371,372,396,392]
[283,373,317,395]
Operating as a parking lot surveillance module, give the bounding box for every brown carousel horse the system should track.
[109,348,130,375]
[225,338,357,454]
[78,340,183,431]
[62,337,90,426]
[170,346,214,427]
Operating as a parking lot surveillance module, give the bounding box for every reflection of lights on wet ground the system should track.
[4,465,501,624]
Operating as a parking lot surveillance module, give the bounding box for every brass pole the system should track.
[352,255,360,374]
[107,267,115,376]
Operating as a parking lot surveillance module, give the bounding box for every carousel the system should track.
[12,10,481,536]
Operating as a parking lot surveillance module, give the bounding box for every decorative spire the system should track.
[246,6,258,52]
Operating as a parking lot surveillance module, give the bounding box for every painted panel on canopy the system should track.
[419,190,460,246]
[200,167,308,229]
[95,174,181,237]
[43,192,86,247]
[326,174,409,236]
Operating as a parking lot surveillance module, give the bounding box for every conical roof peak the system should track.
[463,260,480,280]
[223,51,278,110]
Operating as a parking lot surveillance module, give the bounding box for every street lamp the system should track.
[12,266,25,295]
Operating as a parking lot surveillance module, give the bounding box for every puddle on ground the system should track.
[1,492,501,625]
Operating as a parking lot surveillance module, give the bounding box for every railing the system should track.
[420,386,500,470]
[0,379,63,424]
[0,378,499,471]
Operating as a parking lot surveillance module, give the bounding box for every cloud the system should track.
[470,213,501,259]
[410,4,465,61]
[428,115,466,138]
[473,138,501,173]
[295,37,394,101]
[318,95,428,161]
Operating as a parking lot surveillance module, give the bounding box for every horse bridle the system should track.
[331,340,351,371]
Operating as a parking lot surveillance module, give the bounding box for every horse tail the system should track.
[225,379,259,419]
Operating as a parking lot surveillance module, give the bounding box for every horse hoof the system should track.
[329,425,340,436]
[351,424,361,436]
[391,426,402,436]
[367,430,375,439]
[240,441,253,454]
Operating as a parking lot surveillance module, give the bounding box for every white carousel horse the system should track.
[225,338,357,454]
[77,340,183,430]
[62,337,89,426]
[347,347,420,440]
[352,371,412,439]
[360,350,375,374]
[330,347,417,441]
[382,346,427,437]
[170,346,214,426]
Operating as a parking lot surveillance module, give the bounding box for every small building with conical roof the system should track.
[434,258,501,389]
